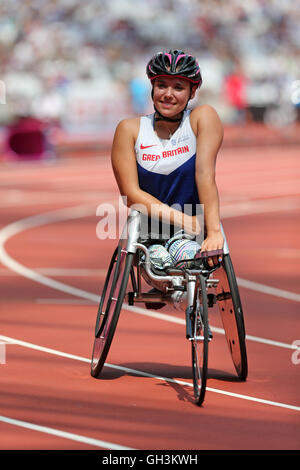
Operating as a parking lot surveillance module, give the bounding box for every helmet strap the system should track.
[154,106,183,123]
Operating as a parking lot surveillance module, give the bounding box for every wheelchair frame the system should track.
[91,210,248,406]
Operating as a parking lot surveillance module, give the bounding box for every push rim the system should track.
[216,254,248,381]
[91,246,132,377]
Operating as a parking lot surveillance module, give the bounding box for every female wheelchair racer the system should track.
[90,50,248,405]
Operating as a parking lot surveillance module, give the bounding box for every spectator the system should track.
[0,0,298,129]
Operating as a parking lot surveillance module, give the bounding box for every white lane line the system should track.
[0,204,298,354]
[107,364,300,412]
[0,334,299,412]
[220,195,300,218]
[121,304,300,351]
[0,414,135,450]
[237,277,300,302]
[35,298,96,305]
[122,301,300,352]
[0,205,100,304]
[0,190,116,208]
[16,294,300,352]
[0,268,106,277]
[1,263,298,303]
[1,264,299,303]
[1,200,299,304]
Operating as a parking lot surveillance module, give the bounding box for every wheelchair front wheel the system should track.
[191,274,209,406]
[91,246,133,378]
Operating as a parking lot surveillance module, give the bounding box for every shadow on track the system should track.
[94,362,240,403]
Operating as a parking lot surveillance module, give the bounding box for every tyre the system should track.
[216,254,248,381]
[91,245,133,377]
[191,274,209,406]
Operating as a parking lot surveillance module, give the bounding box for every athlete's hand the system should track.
[200,231,224,267]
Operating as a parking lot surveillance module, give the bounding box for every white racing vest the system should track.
[134,110,200,214]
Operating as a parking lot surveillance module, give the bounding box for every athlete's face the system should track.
[152,77,197,119]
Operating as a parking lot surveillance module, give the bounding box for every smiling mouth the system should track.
[161,102,175,108]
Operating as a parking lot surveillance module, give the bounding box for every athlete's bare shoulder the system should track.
[190,104,221,120]
[114,116,140,142]
[189,104,223,137]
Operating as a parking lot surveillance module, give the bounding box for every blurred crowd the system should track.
[0,0,299,135]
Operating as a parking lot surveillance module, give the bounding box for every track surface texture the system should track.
[0,143,299,451]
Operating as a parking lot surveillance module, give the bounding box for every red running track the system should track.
[0,145,299,450]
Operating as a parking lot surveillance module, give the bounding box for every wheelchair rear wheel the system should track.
[191,274,209,406]
[216,254,248,381]
[91,245,134,377]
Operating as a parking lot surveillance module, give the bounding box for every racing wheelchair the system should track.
[91,210,248,406]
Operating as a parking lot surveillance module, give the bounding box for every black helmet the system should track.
[146,49,202,88]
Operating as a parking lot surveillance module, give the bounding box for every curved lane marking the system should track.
[0,204,299,350]
[0,333,299,412]
[0,204,299,416]
[0,413,135,450]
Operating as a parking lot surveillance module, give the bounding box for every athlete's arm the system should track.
[190,105,224,264]
[111,118,200,234]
